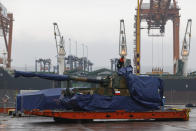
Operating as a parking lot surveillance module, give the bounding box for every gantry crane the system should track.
[134,0,180,75]
[0,3,13,68]
[176,19,192,76]
[53,22,66,75]
[35,58,51,72]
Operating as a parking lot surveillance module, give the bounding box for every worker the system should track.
[117,56,125,69]
[120,56,124,63]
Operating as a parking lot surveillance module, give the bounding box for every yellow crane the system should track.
[136,0,140,75]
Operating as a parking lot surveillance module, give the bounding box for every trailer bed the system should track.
[24,108,190,121]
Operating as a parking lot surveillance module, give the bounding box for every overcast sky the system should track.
[1,0,196,73]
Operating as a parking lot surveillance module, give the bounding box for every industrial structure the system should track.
[0,3,13,68]
[111,19,131,71]
[53,22,66,75]
[176,19,192,76]
[119,19,127,58]
[110,58,119,71]
[65,55,93,72]
[35,58,51,72]
[53,23,93,73]
[134,0,180,74]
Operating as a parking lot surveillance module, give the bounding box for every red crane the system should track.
[0,3,13,68]
[134,0,180,74]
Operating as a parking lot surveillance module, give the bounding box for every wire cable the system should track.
[162,37,164,69]
[152,37,154,69]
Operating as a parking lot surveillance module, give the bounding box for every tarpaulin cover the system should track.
[118,67,164,109]
[14,71,102,83]
[16,88,66,112]
[15,71,70,81]
[16,67,164,112]
[59,67,163,112]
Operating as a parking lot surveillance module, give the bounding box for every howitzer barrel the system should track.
[69,76,104,83]
[14,71,107,84]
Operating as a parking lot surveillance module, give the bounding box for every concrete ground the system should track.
[0,108,196,131]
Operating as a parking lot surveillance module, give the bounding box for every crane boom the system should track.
[53,23,65,54]
[53,22,66,75]
[181,19,192,76]
[119,19,127,57]
[181,19,192,59]
[116,19,129,69]
[176,19,192,76]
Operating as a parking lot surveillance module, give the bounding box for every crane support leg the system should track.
[173,16,180,74]
[7,13,13,68]
[136,0,141,75]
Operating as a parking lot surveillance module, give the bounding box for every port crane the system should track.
[0,3,13,68]
[53,23,65,75]
[176,19,192,76]
[134,0,180,74]
[117,19,128,69]
[119,19,127,58]
[111,19,131,70]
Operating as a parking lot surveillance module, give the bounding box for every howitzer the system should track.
[14,70,110,85]
[14,70,112,96]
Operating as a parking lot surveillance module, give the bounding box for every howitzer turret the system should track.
[14,70,130,96]
[14,65,162,98]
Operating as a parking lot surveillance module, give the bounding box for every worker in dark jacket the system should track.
[117,56,125,69]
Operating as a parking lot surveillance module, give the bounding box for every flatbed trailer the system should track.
[0,108,15,114]
[24,108,190,121]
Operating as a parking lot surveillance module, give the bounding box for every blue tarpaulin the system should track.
[58,67,163,112]
[118,67,163,108]
[16,67,164,112]
[15,71,102,83]
[59,94,160,112]
[15,71,70,81]
[16,88,65,112]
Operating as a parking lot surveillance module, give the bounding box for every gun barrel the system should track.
[14,70,105,84]
[70,76,103,83]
